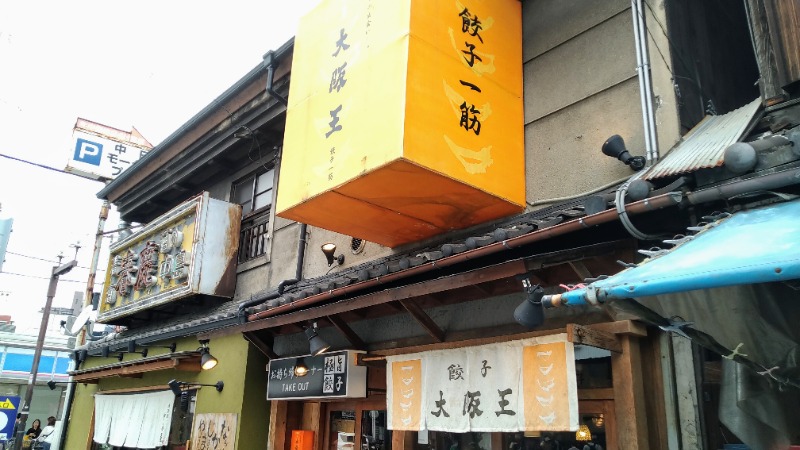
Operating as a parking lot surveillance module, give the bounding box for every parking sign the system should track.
[74,138,103,166]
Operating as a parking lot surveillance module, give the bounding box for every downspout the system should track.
[632,0,659,165]
[57,360,77,449]
[615,0,663,240]
[263,50,288,107]
[235,50,298,317]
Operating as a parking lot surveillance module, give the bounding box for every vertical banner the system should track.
[386,335,577,432]
[521,341,578,431]
[389,358,422,430]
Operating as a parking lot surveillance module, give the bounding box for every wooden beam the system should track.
[577,388,615,400]
[567,323,622,353]
[244,331,278,359]
[399,299,445,342]
[73,357,191,382]
[371,310,611,355]
[238,259,527,333]
[355,353,387,367]
[384,301,405,313]
[327,315,367,350]
[612,334,650,449]
[590,319,648,337]
[568,260,593,281]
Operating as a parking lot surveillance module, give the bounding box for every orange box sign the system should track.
[278,0,525,247]
[291,430,315,450]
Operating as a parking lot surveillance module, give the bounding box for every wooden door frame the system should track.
[321,397,387,450]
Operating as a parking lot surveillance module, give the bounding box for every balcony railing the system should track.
[238,215,269,263]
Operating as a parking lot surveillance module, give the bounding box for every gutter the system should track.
[247,191,684,322]
[97,38,295,200]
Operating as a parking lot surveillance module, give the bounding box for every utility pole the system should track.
[78,200,109,346]
[13,257,77,450]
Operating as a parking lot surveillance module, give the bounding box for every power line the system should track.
[0,271,103,285]
[6,251,104,272]
[0,152,71,175]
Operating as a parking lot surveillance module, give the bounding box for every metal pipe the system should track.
[263,51,288,107]
[248,192,683,321]
[686,166,800,205]
[637,0,659,160]
[57,360,77,450]
[631,0,659,165]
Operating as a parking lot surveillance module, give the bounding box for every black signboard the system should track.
[267,351,361,400]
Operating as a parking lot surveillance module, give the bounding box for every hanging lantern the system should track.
[575,424,592,441]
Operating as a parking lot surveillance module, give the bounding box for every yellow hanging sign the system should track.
[278,0,524,247]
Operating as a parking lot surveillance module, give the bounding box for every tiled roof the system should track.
[86,193,604,351]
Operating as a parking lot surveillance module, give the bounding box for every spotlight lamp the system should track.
[602,134,645,171]
[198,339,219,370]
[47,380,80,390]
[513,279,545,329]
[305,322,331,356]
[321,243,345,266]
[167,379,224,396]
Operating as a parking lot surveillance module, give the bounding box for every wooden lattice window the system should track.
[232,168,274,263]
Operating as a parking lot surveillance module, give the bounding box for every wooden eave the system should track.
[69,351,202,384]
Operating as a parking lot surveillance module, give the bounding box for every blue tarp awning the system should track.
[552,199,800,306]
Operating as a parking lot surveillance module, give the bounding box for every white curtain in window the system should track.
[94,390,174,449]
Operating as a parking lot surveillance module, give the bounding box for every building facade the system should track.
[64,1,800,449]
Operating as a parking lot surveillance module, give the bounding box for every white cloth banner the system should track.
[387,334,577,433]
[94,390,174,449]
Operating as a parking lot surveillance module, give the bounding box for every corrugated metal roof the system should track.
[644,98,762,180]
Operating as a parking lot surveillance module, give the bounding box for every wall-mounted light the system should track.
[47,380,80,390]
[294,357,309,377]
[321,243,344,266]
[167,379,224,395]
[198,339,218,370]
[602,135,645,171]
[305,322,330,356]
[513,279,545,329]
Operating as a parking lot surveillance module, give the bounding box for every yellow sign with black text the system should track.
[278,0,524,247]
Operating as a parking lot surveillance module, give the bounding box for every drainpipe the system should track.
[631,0,659,166]
[57,360,77,450]
[263,50,288,107]
[236,223,307,317]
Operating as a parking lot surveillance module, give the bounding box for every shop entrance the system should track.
[324,399,392,450]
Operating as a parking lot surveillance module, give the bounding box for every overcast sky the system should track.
[0,0,319,333]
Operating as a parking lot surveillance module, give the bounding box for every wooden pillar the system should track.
[392,430,414,450]
[611,334,650,450]
[671,336,703,450]
[302,402,322,450]
[268,401,289,450]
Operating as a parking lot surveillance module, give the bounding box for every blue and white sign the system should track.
[73,138,104,166]
[0,396,20,441]
[66,129,151,181]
